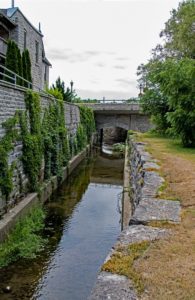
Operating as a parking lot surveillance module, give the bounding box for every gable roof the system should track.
[1,7,43,37]
[0,9,16,28]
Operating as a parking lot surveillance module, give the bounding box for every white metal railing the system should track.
[0,64,33,89]
[84,99,140,104]
[0,64,52,98]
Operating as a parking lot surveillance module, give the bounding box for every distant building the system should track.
[0,3,51,89]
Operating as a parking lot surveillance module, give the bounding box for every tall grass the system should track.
[0,205,46,268]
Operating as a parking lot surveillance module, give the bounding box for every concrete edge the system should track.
[0,145,90,243]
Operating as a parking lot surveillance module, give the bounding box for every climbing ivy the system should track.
[19,91,42,191]
[0,114,19,204]
[76,124,87,153]
[42,99,70,180]
[79,105,96,143]
[1,90,96,204]
[71,106,95,156]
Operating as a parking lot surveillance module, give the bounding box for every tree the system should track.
[5,40,18,82]
[161,59,195,146]
[25,50,32,83]
[22,51,27,86]
[52,77,74,102]
[137,0,195,146]
[17,47,23,86]
[160,0,195,59]
[22,49,32,87]
[137,59,171,134]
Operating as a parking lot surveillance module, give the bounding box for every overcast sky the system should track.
[1,0,181,99]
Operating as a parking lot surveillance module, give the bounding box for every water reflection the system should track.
[0,151,124,300]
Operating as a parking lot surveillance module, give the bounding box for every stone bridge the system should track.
[84,102,151,132]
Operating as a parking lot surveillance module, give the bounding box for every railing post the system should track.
[14,74,16,86]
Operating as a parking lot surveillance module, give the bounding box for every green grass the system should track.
[112,143,126,154]
[140,132,195,160]
[0,205,47,268]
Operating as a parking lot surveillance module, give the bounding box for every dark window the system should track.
[35,41,39,63]
[24,30,27,49]
[0,25,9,40]
[44,65,47,82]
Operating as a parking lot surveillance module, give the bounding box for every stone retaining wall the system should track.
[0,81,80,138]
[0,81,80,216]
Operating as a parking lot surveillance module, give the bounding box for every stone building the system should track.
[0,3,51,89]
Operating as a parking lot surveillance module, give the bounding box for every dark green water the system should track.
[0,150,124,300]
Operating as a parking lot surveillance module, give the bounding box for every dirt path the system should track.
[136,138,195,300]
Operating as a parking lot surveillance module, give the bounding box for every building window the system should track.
[35,41,39,63]
[44,65,47,82]
[24,29,27,49]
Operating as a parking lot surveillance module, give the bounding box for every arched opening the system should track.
[103,127,127,145]
[98,126,127,156]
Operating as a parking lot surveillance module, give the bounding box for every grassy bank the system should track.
[137,132,195,162]
[132,132,195,299]
[0,205,46,268]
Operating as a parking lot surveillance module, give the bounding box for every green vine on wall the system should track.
[79,105,96,143]
[1,91,96,204]
[42,99,70,180]
[0,114,19,204]
[19,91,43,191]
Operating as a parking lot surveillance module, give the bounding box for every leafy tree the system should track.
[160,0,195,59]
[16,47,23,86]
[161,59,195,146]
[46,87,63,100]
[25,50,32,83]
[22,49,32,87]
[137,59,171,133]
[52,77,74,102]
[5,40,18,82]
[137,0,195,146]
[22,51,27,86]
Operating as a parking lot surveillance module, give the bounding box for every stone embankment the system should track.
[89,136,181,300]
[0,81,80,215]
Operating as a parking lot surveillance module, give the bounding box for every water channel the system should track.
[0,148,124,300]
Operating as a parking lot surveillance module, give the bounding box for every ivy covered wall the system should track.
[0,83,96,217]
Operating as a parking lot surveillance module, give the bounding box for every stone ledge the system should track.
[88,272,137,300]
[130,198,181,225]
[115,225,170,246]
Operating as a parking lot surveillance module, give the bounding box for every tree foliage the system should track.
[22,49,32,86]
[137,0,195,146]
[4,40,32,87]
[51,77,73,102]
[160,0,195,59]
[5,40,18,82]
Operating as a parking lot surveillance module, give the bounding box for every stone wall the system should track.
[128,138,146,212]
[95,113,151,132]
[0,82,80,216]
[128,137,180,225]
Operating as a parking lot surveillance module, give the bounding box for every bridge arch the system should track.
[97,121,129,131]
